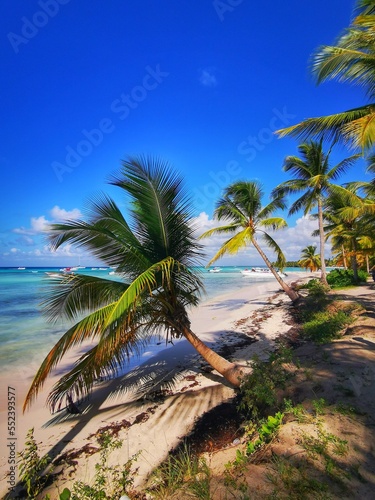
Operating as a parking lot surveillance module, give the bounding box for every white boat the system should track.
[241,267,286,278]
[208,267,222,273]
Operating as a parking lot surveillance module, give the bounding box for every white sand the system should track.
[0,272,309,498]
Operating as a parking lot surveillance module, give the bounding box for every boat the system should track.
[17,267,26,270]
[241,267,286,278]
[59,266,78,273]
[208,267,222,273]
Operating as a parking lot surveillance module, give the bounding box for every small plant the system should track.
[246,412,284,455]
[68,432,138,500]
[18,428,51,499]
[238,347,293,419]
[148,443,210,499]
[283,399,311,423]
[266,455,329,498]
[301,423,349,457]
[312,398,327,416]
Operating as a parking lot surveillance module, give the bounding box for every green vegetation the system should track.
[238,347,293,419]
[17,428,51,499]
[295,282,356,343]
[147,443,211,499]
[245,412,284,455]
[326,268,368,287]
[61,433,138,500]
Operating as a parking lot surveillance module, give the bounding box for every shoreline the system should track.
[0,271,310,498]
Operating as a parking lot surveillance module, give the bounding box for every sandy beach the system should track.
[0,272,309,498]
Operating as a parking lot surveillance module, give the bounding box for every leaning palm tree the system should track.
[199,181,299,302]
[277,0,375,152]
[298,245,321,272]
[24,157,246,412]
[272,140,359,285]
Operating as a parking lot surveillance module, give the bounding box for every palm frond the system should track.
[258,217,288,231]
[207,228,252,266]
[276,105,375,149]
[260,232,286,268]
[199,223,241,239]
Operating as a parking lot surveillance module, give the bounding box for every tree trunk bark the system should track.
[318,198,328,286]
[181,326,248,387]
[342,245,347,269]
[351,238,359,283]
[251,237,300,303]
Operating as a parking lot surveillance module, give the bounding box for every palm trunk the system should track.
[318,198,328,286]
[251,237,299,303]
[342,245,347,269]
[182,326,247,387]
[351,238,359,283]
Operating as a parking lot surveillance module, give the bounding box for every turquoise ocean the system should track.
[0,265,301,373]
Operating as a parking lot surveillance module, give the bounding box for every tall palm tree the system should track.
[298,245,321,272]
[322,184,375,282]
[272,140,359,285]
[24,157,246,412]
[277,0,375,152]
[199,181,299,302]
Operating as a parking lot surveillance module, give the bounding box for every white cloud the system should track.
[50,205,82,221]
[13,206,82,235]
[199,68,218,87]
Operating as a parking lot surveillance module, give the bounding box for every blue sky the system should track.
[1,0,369,267]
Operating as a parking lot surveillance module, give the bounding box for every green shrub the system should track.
[18,428,50,499]
[301,310,351,343]
[238,347,292,419]
[300,278,329,296]
[327,269,367,287]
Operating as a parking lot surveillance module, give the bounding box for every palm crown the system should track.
[277,0,375,151]
[24,157,209,411]
[200,181,299,302]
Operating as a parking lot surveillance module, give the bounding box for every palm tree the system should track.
[24,157,246,412]
[199,181,299,302]
[298,245,321,272]
[322,184,375,282]
[277,0,375,152]
[272,140,359,285]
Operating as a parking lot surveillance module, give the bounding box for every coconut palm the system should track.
[298,245,321,272]
[23,157,246,412]
[277,0,375,152]
[199,180,299,302]
[272,140,359,285]
[322,184,375,282]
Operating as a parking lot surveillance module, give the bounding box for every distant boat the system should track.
[59,267,78,273]
[17,267,26,270]
[208,267,222,273]
[241,267,286,278]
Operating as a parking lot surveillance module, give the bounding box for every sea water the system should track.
[0,266,301,374]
